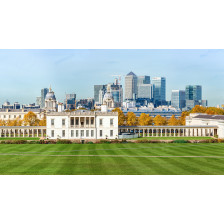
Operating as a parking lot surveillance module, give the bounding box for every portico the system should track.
[118,125,218,137]
[0,126,46,138]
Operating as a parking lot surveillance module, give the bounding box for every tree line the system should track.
[0,111,46,126]
[113,105,224,126]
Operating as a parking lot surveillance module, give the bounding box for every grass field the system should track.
[1,143,224,175]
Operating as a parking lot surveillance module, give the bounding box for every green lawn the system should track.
[0,137,40,141]
[132,137,212,140]
[1,143,224,174]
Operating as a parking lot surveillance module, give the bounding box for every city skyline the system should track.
[0,49,224,106]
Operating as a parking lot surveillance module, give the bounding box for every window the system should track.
[86,130,89,137]
[110,119,114,126]
[76,118,79,125]
[100,130,103,137]
[91,130,94,137]
[81,130,84,137]
[62,130,65,137]
[51,119,54,126]
[19,115,21,118]
[71,130,74,137]
[110,130,113,137]
[76,130,79,137]
[51,130,54,137]
[100,119,103,126]
[14,115,16,118]
[62,119,65,126]
[4,115,6,118]
[9,115,11,119]
[91,118,94,125]
[86,118,89,125]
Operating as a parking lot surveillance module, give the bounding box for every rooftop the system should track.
[194,114,224,120]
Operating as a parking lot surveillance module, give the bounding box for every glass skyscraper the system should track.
[171,90,186,110]
[125,72,137,100]
[151,77,166,105]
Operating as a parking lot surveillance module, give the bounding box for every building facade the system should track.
[125,72,137,100]
[151,77,166,106]
[171,90,186,110]
[41,88,49,108]
[65,94,76,110]
[45,87,57,112]
[46,111,118,140]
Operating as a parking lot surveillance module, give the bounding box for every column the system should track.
[84,117,86,128]
[79,117,81,128]
[32,129,34,137]
[14,129,16,138]
[18,129,20,137]
[9,130,11,138]
[4,130,6,137]
[156,129,158,137]
[178,129,181,137]
[147,129,150,137]
[23,129,25,137]
[41,129,44,138]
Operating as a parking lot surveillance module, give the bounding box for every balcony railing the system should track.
[70,125,95,128]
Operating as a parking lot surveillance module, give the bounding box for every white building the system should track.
[0,109,44,121]
[185,113,224,137]
[46,111,118,140]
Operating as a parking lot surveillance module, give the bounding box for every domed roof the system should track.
[45,88,56,101]
[103,92,114,101]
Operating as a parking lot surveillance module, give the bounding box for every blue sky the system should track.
[0,49,223,106]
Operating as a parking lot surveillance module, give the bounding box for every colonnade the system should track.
[119,126,218,137]
[0,127,46,138]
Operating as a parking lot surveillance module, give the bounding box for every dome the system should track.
[45,91,56,101]
[103,92,113,101]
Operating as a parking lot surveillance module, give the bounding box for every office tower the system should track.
[125,71,137,100]
[185,85,202,109]
[94,85,107,103]
[137,84,153,99]
[65,94,76,110]
[41,88,49,108]
[110,79,123,106]
[185,85,202,101]
[151,77,166,106]
[171,90,186,110]
[137,76,150,85]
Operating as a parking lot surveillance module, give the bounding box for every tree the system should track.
[191,105,206,113]
[0,119,6,126]
[112,108,126,126]
[23,111,39,126]
[126,112,137,126]
[138,113,153,126]
[39,119,46,126]
[179,111,190,126]
[168,115,180,126]
[153,115,167,126]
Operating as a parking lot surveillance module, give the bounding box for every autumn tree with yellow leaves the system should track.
[138,113,153,126]
[168,115,180,126]
[23,111,40,126]
[153,115,167,126]
[112,108,126,126]
[126,112,137,126]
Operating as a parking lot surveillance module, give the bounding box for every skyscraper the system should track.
[151,77,166,106]
[185,85,202,109]
[137,75,153,100]
[125,72,137,100]
[65,94,76,110]
[185,85,202,101]
[41,88,49,108]
[171,90,186,110]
